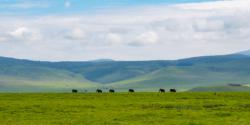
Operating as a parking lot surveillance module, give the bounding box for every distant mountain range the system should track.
[1,51,250,92]
[238,50,250,56]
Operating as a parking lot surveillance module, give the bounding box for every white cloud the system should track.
[106,33,123,45]
[131,31,159,46]
[0,0,250,61]
[65,28,86,40]
[175,0,250,11]
[0,37,7,42]
[10,27,29,38]
[9,27,41,41]
[193,19,225,32]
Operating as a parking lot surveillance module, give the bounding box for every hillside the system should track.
[0,53,250,92]
[189,86,250,92]
[0,57,99,92]
[238,50,250,56]
[108,54,250,91]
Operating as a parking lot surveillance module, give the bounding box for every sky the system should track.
[0,0,250,61]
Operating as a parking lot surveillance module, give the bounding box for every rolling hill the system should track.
[238,50,250,56]
[0,53,250,92]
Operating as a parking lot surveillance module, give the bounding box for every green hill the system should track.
[0,53,250,92]
[0,58,99,92]
[107,55,250,91]
[189,86,250,92]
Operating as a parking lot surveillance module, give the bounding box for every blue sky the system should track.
[0,0,214,15]
[0,0,250,61]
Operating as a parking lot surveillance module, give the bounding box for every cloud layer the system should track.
[0,0,250,61]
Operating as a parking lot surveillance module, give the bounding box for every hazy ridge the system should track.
[1,52,250,92]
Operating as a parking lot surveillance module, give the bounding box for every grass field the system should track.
[1,93,250,125]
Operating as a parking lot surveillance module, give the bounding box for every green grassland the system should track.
[1,93,250,125]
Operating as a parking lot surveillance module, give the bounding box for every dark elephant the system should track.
[96,89,102,93]
[72,89,78,93]
[159,89,165,93]
[128,89,135,93]
[109,89,115,93]
[170,89,176,93]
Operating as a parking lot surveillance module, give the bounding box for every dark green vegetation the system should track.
[0,93,250,125]
[1,52,250,92]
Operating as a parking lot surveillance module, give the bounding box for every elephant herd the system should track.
[72,88,176,93]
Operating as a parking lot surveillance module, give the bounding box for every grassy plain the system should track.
[0,93,250,125]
